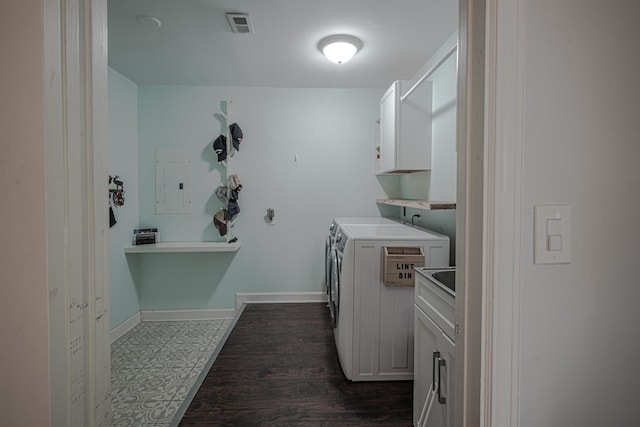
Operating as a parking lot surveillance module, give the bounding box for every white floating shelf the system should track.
[376,199,456,210]
[124,241,241,253]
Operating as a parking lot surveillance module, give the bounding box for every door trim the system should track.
[482,0,527,425]
[455,0,486,425]
[44,0,110,425]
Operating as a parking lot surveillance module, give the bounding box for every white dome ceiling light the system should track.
[318,35,363,64]
[137,15,162,28]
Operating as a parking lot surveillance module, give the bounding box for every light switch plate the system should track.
[534,204,571,264]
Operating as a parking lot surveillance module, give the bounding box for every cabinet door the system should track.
[437,332,455,427]
[414,306,442,425]
[379,81,398,173]
[378,80,432,174]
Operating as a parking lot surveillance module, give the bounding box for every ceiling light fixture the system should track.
[137,15,162,28]
[318,35,362,64]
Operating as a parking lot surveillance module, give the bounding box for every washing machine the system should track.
[331,223,450,381]
[324,217,402,326]
[324,217,400,295]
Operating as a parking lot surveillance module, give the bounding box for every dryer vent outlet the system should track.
[227,13,254,34]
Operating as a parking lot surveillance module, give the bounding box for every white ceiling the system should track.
[107,0,458,88]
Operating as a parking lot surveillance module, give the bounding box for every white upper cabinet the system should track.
[378,80,432,174]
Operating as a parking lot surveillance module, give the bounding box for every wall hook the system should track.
[109,175,125,207]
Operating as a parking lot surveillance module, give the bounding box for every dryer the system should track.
[324,217,399,295]
[324,217,401,325]
[331,223,450,381]
[329,217,399,243]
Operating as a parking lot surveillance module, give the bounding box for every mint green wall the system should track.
[136,86,387,310]
[108,68,140,328]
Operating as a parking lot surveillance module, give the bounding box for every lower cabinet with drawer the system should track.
[413,268,455,427]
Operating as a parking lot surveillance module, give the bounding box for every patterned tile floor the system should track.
[110,319,232,427]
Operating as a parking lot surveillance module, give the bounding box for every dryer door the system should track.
[329,247,341,329]
[324,236,332,294]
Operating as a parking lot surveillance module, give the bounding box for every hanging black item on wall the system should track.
[109,206,117,228]
[227,198,240,219]
[213,135,227,162]
[229,123,243,151]
[214,209,228,236]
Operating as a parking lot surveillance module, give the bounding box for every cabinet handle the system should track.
[438,358,446,404]
[432,351,440,390]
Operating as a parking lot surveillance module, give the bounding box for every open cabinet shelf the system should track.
[124,241,241,253]
[376,199,456,210]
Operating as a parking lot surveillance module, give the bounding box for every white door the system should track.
[379,81,398,173]
[437,331,455,427]
[414,306,443,425]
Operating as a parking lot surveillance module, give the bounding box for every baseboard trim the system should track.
[110,312,141,343]
[111,295,326,340]
[139,308,236,321]
[235,292,327,310]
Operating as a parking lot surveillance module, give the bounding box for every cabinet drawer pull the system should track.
[438,358,446,404]
[432,350,440,388]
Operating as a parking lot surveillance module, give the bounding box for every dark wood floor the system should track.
[178,303,413,426]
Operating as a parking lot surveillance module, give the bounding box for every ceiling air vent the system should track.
[227,13,254,34]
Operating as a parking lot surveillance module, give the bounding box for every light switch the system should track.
[534,205,571,264]
[547,234,562,251]
[546,218,562,235]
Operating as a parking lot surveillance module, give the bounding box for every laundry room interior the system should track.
[7,0,640,426]
[108,5,457,327]
[107,0,458,424]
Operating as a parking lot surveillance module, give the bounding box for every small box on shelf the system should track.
[132,227,159,245]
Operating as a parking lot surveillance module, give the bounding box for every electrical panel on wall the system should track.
[155,149,192,214]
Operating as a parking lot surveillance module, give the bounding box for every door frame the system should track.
[44,0,110,425]
[455,0,525,426]
[454,0,486,424]
[481,0,526,425]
